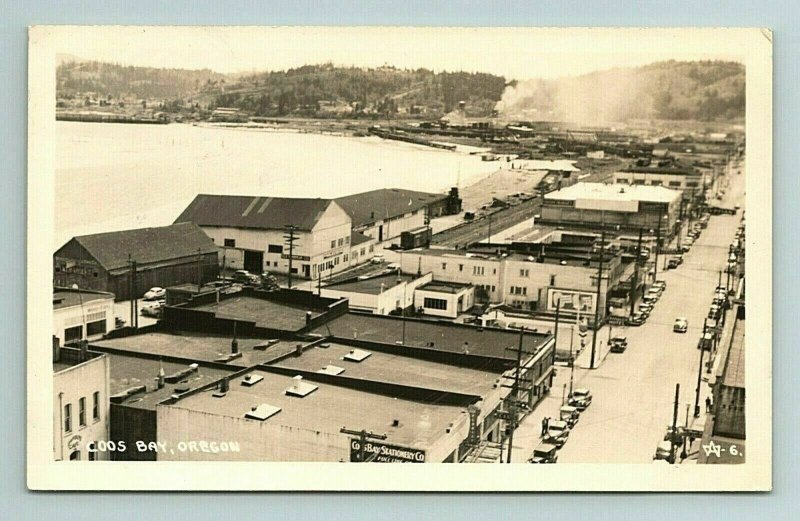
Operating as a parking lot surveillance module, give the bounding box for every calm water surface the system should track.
[55,121,498,246]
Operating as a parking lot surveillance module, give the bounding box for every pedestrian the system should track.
[541,417,549,437]
[705,396,712,412]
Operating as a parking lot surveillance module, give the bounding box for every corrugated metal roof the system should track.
[175,194,332,231]
[335,188,446,227]
[64,222,217,271]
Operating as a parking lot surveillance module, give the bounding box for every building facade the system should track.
[541,182,681,235]
[53,343,111,461]
[414,281,475,318]
[176,195,356,280]
[53,287,116,344]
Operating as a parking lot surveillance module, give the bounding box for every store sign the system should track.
[548,288,596,314]
[280,254,310,261]
[349,438,426,463]
[67,435,82,450]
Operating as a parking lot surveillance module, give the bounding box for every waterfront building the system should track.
[54,223,219,301]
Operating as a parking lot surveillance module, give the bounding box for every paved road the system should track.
[510,167,745,463]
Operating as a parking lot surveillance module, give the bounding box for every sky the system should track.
[48,26,746,79]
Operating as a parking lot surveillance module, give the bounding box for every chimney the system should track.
[220,376,230,393]
[231,337,239,354]
[463,342,469,355]
[52,335,61,363]
[295,343,303,357]
[156,365,165,390]
[305,311,312,327]
[391,419,400,427]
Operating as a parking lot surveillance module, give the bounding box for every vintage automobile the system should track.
[528,442,559,464]
[673,317,688,333]
[559,405,580,428]
[609,335,628,353]
[543,420,570,447]
[231,270,261,285]
[143,287,166,301]
[140,302,164,318]
[625,313,646,326]
[653,440,673,462]
[569,388,593,410]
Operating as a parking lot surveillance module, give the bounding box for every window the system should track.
[268,244,283,254]
[338,238,344,247]
[550,274,556,286]
[331,240,336,249]
[669,181,681,187]
[686,181,699,188]
[344,254,348,262]
[88,444,96,461]
[520,269,529,277]
[361,248,366,255]
[441,263,447,270]
[510,286,528,296]
[473,266,484,276]
[650,180,662,186]
[86,320,106,337]
[424,297,448,310]
[616,178,628,184]
[345,236,350,245]
[491,285,496,292]
[459,264,464,272]
[64,325,82,343]
[493,268,497,275]
[224,238,236,247]
[633,179,646,185]
[64,403,72,433]
[79,397,86,427]
[93,391,100,421]
[369,245,374,253]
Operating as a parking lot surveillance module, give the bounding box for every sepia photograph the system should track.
[27,26,772,491]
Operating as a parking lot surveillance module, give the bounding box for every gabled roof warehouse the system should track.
[335,188,447,227]
[59,222,217,272]
[175,194,333,231]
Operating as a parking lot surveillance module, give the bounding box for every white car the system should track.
[673,317,688,333]
[143,287,166,300]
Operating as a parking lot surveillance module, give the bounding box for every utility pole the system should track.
[718,270,722,289]
[630,227,643,317]
[283,225,298,289]
[487,213,493,244]
[681,403,690,460]
[504,328,525,464]
[653,214,662,283]
[694,318,707,418]
[196,248,203,294]
[553,299,560,352]
[670,383,680,464]
[590,230,605,369]
[340,427,388,463]
[317,272,322,296]
[128,254,134,327]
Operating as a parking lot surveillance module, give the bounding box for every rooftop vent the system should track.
[254,339,280,351]
[317,365,345,376]
[241,374,264,387]
[244,403,281,421]
[391,419,401,427]
[285,375,319,397]
[342,349,372,362]
[318,343,331,349]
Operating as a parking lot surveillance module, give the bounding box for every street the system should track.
[510,167,745,463]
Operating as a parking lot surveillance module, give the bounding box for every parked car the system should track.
[708,305,721,320]
[231,270,261,285]
[140,302,164,318]
[680,244,691,253]
[667,258,680,270]
[560,405,580,428]
[610,335,628,353]
[543,420,570,447]
[625,313,645,326]
[653,280,667,290]
[653,440,673,462]
[143,287,166,301]
[569,388,593,410]
[698,331,715,351]
[673,317,688,333]
[528,442,559,464]
[639,302,654,313]
[114,317,126,329]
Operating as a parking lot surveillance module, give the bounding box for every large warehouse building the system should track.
[54,223,219,301]
[540,182,681,235]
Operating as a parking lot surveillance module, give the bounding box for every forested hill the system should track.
[56,61,508,117]
[497,60,745,122]
[57,60,227,100]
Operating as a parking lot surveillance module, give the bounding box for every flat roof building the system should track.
[53,287,116,344]
[541,182,681,235]
[321,272,432,315]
